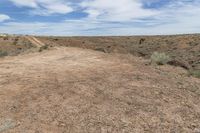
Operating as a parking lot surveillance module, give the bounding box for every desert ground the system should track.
[0,35,200,132]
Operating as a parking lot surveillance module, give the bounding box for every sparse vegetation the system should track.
[0,50,8,57]
[151,52,171,65]
[39,45,48,52]
[189,70,200,78]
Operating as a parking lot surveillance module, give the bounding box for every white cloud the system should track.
[0,14,10,22]
[9,0,37,8]
[81,0,159,22]
[1,0,200,35]
[9,0,73,15]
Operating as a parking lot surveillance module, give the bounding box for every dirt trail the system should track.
[0,47,200,132]
[24,36,45,47]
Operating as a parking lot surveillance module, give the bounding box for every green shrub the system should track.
[151,52,171,65]
[0,50,8,57]
[189,70,200,78]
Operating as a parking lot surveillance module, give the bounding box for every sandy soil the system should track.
[0,47,200,132]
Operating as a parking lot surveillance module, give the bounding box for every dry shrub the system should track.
[151,52,171,65]
[39,45,48,52]
[0,50,8,57]
[189,70,200,78]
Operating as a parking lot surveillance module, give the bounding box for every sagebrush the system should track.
[189,70,200,78]
[151,52,171,65]
[0,50,8,57]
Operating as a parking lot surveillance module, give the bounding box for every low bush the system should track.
[0,50,8,57]
[151,52,171,65]
[39,45,48,52]
[189,70,200,78]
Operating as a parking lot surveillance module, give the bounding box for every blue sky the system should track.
[0,0,200,36]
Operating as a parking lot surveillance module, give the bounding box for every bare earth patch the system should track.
[0,47,200,132]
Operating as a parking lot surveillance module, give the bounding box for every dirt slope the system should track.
[0,47,200,132]
[24,36,45,47]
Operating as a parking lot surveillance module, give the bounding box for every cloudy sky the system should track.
[0,0,200,36]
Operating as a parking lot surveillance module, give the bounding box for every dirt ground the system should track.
[0,47,200,132]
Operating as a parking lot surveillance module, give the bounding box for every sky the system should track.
[0,0,200,36]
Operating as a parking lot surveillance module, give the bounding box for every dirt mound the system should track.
[0,35,34,56]
[0,47,200,132]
